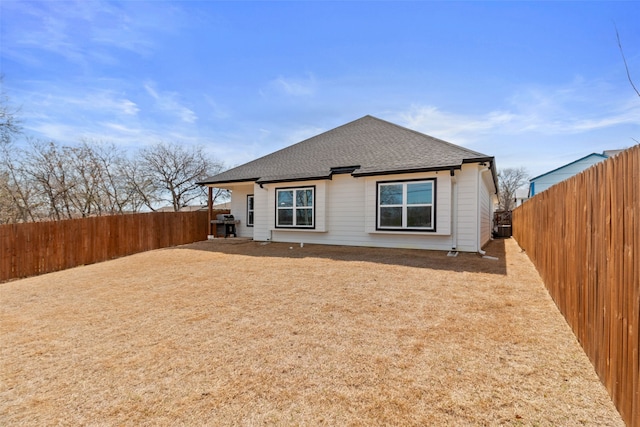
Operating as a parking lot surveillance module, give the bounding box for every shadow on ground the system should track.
[180,237,508,275]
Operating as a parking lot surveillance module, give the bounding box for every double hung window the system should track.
[377,179,435,231]
[276,186,314,228]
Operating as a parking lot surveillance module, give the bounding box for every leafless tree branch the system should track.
[615,25,640,98]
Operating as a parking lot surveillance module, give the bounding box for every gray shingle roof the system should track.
[198,115,495,185]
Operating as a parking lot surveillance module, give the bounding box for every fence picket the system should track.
[513,144,640,427]
[0,210,229,283]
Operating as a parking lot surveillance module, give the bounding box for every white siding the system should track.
[219,165,494,252]
[269,172,456,251]
[253,183,270,241]
[227,184,254,238]
[455,165,479,252]
[479,169,493,248]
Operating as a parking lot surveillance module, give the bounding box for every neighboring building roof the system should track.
[515,188,529,199]
[529,153,608,182]
[602,149,625,157]
[198,115,497,188]
[528,150,625,197]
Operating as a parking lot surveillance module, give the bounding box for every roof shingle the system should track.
[198,115,494,185]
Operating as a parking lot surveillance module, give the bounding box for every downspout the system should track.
[207,186,214,239]
[257,182,272,241]
[477,166,490,255]
[451,171,458,251]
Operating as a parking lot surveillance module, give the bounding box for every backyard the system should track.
[0,238,624,426]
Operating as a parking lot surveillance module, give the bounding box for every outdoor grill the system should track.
[216,214,238,237]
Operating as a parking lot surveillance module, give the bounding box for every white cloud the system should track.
[144,82,197,123]
[267,74,317,97]
[1,0,183,68]
[204,96,230,119]
[101,122,141,135]
[119,99,139,116]
[396,106,518,143]
[394,88,639,145]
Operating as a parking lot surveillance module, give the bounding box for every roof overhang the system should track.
[463,157,498,194]
[196,178,259,187]
[197,157,499,194]
[351,165,462,178]
[256,172,332,185]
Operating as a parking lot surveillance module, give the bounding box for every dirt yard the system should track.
[0,238,623,426]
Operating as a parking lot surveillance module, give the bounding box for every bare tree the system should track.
[0,75,21,147]
[137,142,225,211]
[87,141,137,214]
[0,141,40,223]
[120,156,158,212]
[497,167,529,211]
[63,141,134,217]
[20,140,74,220]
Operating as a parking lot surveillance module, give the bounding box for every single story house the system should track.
[528,150,623,197]
[198,115,498,252]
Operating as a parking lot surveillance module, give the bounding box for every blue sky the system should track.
[2,1,639,177]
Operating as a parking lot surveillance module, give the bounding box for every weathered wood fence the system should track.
[512,144,639,427]
[0,210,226,282]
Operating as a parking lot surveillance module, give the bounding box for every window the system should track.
[247,195,254,227]
[276,186,314,228]
[377,179,435,231]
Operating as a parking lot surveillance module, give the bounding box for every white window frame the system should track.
[377,179,435,231]
[247,195,254,227]
[275,186,315,228]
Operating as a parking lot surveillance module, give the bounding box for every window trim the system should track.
[246,194,254,227]
[275,185,316,229]
[376,178,436,232]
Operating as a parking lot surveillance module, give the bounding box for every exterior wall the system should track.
[227,184,254,238]
[530,154,607,196]
[252,183,269,241]
[220,165,496,252]
[479,168,495,248]
[455,165,480,251]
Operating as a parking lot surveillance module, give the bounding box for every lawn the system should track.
[0,238,623,426]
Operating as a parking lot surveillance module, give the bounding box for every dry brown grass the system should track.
[0,238,623,426]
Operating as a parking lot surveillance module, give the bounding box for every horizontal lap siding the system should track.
[456,165,481,252]
[1,211,209,282]
[512,145,639,427]
[269,172,460,251]
[328,174,366,238]
[253,184,270,241]
[479,170,494,248]
[228,184,254,238]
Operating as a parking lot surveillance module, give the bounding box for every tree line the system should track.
[0,139,226,224]
[1,81,226,224]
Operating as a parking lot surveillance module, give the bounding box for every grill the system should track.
[216,214,237,237]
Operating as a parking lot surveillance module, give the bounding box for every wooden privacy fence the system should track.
[512,144,639,427]
[0,210,225,283]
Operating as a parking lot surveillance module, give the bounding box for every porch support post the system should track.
[207,186,214,238]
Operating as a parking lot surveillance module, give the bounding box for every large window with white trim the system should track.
[276,186,315,228]
[377,179,435,231]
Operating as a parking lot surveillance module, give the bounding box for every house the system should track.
[528,150,622,197]
[198,116,498,252]
[514,188,529,208]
